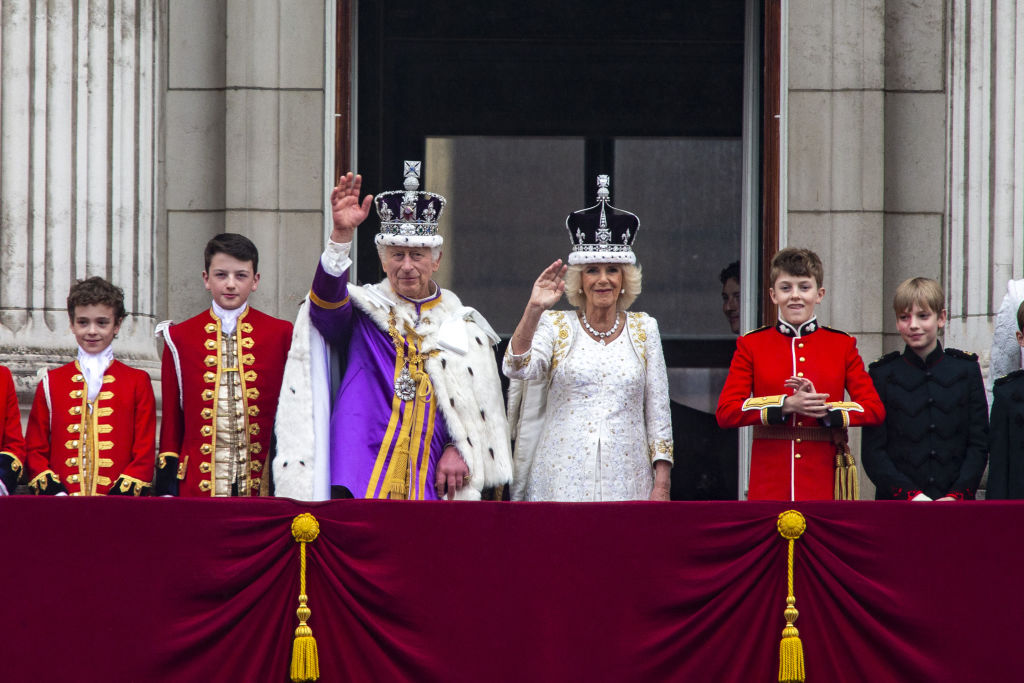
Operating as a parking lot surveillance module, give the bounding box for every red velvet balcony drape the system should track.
[2,498,1018,682]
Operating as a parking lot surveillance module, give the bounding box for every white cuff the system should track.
[320,239,353,277]
[911,492,932,502]
[56,491,69,497]
[0,480,8,496]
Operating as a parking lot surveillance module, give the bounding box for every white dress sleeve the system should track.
[641,315,674,465]
[502,311,557,382]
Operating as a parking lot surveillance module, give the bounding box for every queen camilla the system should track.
[503,176,673,501]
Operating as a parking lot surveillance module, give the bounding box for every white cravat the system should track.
[212,300,248,334]
[78,345,114,401]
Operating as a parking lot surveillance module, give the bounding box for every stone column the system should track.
[0,0,160,396]
[945,0,1024,367]
[163,0,329,326]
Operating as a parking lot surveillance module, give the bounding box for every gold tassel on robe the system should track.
[290,513,321,682]
[776,510,807,683]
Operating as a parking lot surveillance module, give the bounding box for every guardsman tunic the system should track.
[0,365,26,493]
[25,360,155,495]
[156,307,291,497]
[716,317,885,500]
[863,345,988,500]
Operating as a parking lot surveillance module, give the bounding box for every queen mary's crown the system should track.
[374,160,446,248]
[565,175,639,265]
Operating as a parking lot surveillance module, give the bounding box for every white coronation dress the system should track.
[504,310,674,501]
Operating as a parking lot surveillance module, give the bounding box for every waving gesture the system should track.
[529,259,569,311]
[330,172,374,244]
[509,260,569,355]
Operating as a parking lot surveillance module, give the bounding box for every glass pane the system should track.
[614,138,743,339]
[425,136,585,335]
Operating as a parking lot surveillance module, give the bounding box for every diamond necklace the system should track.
[580,310,621,345]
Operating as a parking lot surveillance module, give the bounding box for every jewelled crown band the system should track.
[565,175,639,265]
[374,160,447,248]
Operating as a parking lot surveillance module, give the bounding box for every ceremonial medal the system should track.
[394,364,417,401]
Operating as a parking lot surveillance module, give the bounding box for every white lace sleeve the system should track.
[642,315,674,464]
[502,311,557,381]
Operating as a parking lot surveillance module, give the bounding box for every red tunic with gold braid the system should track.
[24,360,156,496]
[156,307,292,497]
[0,365,26,493]
[716,318,885,501]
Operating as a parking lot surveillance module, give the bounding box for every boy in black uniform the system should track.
[988,299,1024,498]
[862,277,988,500]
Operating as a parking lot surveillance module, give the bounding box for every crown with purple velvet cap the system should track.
[374,160,447,249]
[565,175,639,265]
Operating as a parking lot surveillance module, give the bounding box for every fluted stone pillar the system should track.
[0,0,160,396]
[945,0,1024,366]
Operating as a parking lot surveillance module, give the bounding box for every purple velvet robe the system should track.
[310,264,451,499]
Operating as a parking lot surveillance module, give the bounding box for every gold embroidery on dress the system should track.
[627,312,648,363]
[550,312,570,370]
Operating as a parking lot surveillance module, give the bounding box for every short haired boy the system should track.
[155,233,292,497]
[716,248,885,500]
[981,301,1024,498]
[24,277,156,495]
[862,278,988,500]
[0,364,26,495]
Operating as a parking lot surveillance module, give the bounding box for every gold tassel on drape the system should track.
[290,513,321,682]
[776,510,807,683]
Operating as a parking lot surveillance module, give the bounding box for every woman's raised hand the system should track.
[529,260,569,311]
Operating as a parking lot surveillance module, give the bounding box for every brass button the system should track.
[795,453,802,459]
[799,357,806,362]
[795,438,802,444]
[798,343,804,348]
[797,372,804,377]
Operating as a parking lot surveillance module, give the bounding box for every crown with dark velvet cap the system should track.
[565,175,639,265]
[374,160,446,248]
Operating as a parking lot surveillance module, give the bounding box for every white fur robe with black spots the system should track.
[273,279,513,500]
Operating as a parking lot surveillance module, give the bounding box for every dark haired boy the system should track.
[155,233,292,497]
[862,277,988,500]
[716,248,884,500]
[24,277,155,495]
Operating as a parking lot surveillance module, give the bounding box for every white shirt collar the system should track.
[211,301,248,334]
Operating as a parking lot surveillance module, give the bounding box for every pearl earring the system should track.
[620,289,625,294]
[578,289,583,294]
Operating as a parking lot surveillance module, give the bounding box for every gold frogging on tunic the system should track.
[212,332,252,496]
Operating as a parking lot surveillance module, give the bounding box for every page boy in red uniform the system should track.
[155,233,292,497]
[25,277,156,495]
[0,365,26,495]
[716,248,884,500]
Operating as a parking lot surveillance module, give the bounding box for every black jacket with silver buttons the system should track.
[862,344,988,500]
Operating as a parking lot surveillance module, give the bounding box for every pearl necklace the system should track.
[580,311,621,345]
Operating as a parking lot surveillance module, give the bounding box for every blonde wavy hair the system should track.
[564,263,642,311]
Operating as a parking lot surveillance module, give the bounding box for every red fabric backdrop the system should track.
[3,498,1019,682]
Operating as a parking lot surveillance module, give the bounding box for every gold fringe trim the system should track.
[777,510,807,683]
[290,513,321,682]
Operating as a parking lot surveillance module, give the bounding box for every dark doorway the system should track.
[354,0,757,499]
